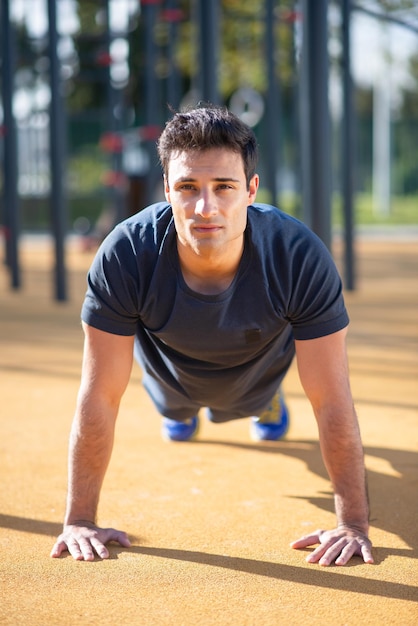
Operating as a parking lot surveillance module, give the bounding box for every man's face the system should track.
[164,148,259,257]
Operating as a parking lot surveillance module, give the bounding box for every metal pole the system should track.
[300,0,332,250]
[290,9,303,220]
[197,0,219,104]
[1,0,21,289]
[105,0,125,225]
[165,0,181,112]
[143,0,161,205]
[264,0,279,206]
[341,0,355,289]
[47,0,68,301]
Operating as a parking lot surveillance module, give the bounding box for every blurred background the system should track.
[1,0,417,297]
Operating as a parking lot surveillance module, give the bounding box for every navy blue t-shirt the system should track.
[81,203,349,417]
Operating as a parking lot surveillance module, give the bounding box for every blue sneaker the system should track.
[250,391,289,441]
[161,416,200,442]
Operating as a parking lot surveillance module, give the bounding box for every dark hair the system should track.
[157,105,259,187]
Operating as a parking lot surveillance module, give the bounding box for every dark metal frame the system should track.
[6,0,412,297]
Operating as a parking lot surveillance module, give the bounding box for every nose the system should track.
[195,191,217,218]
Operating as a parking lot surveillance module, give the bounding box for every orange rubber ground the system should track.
[1,234,417,625]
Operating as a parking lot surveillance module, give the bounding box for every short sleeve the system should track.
[81,225,140,336]
[286,230,349,340]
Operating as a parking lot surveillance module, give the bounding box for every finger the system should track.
[103,529,132,548]
[334,537,374,566]
[334,543,358,566]
[360,544,374,564]
[50,540,68,558]
[114,531,132,548]
[67,539,87,561]
[77,538,97,561]
[290,530,324,549]
[307,537,347,565]
[90,538,110,560]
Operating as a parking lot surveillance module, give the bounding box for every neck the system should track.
[177,238,244,295]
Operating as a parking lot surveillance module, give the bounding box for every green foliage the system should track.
[127,0,298,115]
[258,189,418,226]
[8,0,418,232]
[76,0,106,34]
[333,192,418,226]
[174,0,298,99]
[68,147,107,196]
[373,0,418,11]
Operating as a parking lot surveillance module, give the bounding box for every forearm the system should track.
[316,405,369,533]
[64,397,118,525]
[294,333,373,564]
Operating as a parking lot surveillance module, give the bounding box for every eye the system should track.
[177,184,196,191]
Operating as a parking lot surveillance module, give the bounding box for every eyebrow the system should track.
[174,177,241,183]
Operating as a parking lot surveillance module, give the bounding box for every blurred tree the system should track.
[66,0,109,112]
[400,53,418,116]
[126,0,299,121]
[395,51,418,193]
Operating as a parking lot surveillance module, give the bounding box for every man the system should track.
[51,106,373,566]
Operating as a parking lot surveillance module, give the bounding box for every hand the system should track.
[290,527,373,566]
[50,521,132,561]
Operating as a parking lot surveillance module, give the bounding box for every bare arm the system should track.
[291,328,373,565]
[51,322,134,560]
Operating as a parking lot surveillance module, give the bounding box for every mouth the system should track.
[192,224,222,233]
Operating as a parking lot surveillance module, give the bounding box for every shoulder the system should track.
[89,202,174,282]
[246,202,341,291]
[247,203,326,252]
[83,204,174,332]
[115,202,172,237]
[248,203,309,233]
[99,202,173,252]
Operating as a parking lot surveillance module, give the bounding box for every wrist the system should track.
[65,508,97,526]
[64,518,96,528]
[337,521,369,536]
[65,501,97,527]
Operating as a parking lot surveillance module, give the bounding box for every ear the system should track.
[163,176,171,202]
[248,174,259,203]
